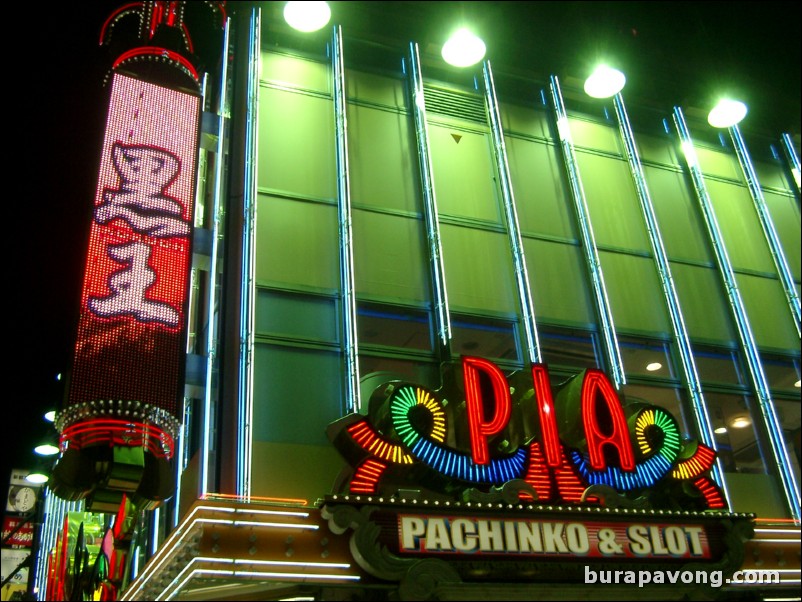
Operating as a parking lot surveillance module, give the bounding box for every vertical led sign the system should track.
[53,72,200,507]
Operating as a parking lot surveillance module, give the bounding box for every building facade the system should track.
[33,3,800,601]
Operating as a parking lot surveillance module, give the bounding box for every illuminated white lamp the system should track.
[44,410,56,422]
[714,426,728,435]
[584,65,626,98]
[707,98,747,128]
[34,443,59,456]
[795,379,801,388]
[25,472,49,484]
[646,362,663,372]
[441,28,486,67]
[730,415,752,429]
[283,1,331,33]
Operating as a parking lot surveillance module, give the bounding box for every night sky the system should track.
[5,1,800,498]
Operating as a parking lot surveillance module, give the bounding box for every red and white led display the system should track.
[67,72,200,422]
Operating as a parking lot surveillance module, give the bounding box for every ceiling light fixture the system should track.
[646,362,663,372]
[730,415,752,429]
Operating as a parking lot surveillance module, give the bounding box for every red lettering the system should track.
[580,370,635,470]
[531,364,562,468]
[462,356,512,465]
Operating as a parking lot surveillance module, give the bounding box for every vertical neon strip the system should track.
[236,7,260,499]
[483,61,541,364]
[333,25,361,413]
[673,106,801,521]
[33,491,83,600]
[730,125,800,335]
[176,69,210,527]
[549,76,625,387]
[408,42,452,354]
[150,507,161,555]
[200,17,231,499]
[612,94,730,503]
[781,132,801,192]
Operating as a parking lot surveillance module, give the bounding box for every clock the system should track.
[8,486,37,513]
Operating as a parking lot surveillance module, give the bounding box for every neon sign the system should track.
[328,357,725,510]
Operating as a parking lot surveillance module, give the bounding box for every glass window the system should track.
[693,346,745,386]
[619,337,676,380]
[761,353,802,395]
[451,315,520,363]
[706,392,770,475]
[356,304,432,352]
[538,328,599,372]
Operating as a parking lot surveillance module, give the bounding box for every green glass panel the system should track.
[252,344,343,445]
[258,87,336,199]
[348,104,419,213]
[353,209,430,302]
[256,195,339,291]
[736,273,798,350]
[346,69,407,109]
[428,123,501,223]
[500,102,552,139]
[440,224,517,313]
[261,52,330,93]
[763,190,801,279]
[705,179,774,273]
[598,251,671,336]
[671,263,736,344]
[507,137,576,239]
[575,152,651,252]
[256,289,338,343]
[695,144,741,180]
[644,165,713,263]
[567,117,622,155]
[523,238,594,326]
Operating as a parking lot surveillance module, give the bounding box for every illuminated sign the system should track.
[398,514,710,559]
[53,72,200,505]
[328,357,725,510]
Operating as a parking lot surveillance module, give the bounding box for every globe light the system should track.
[707,98,747,128]
[283,1,331,33]
[442,28,486,67]
[646,362,663,372]
[584,65,626,98]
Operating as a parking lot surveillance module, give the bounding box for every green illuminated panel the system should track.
[671,263,737,344]
[598,251,671,336]
[575,152,651,253]
[353,209,430,302]
[257,86,336,199]
[736,273,799,350]
[256,195,339,291]
[428,123,502,223]
[440,224,518,313]
[523,238,594,326]
[705,179,775,274]
[347,104,420,213]
[507,137,577,239]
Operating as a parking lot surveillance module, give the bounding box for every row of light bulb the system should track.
[284,2,750,129]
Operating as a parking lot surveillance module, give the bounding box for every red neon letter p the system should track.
[462,356,512,465]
